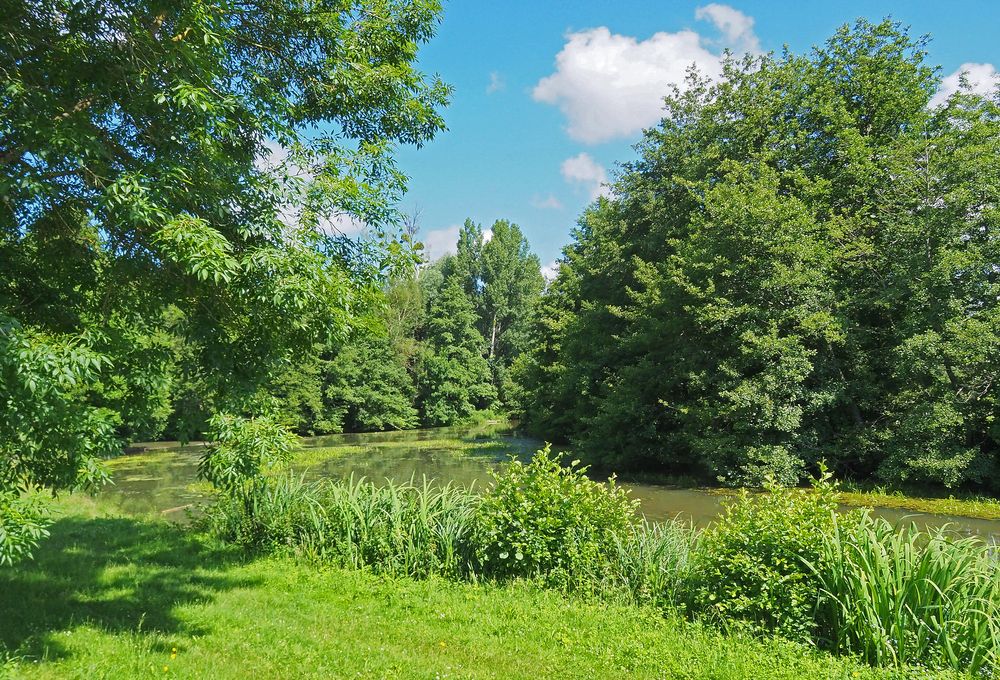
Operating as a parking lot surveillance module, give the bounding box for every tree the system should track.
[418,278,495,425]
[0,0,449,562]
[437,218,544,405]
[515,20,1000,490]
[325,335,419,432]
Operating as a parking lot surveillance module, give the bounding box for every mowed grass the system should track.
[0,496,952,680]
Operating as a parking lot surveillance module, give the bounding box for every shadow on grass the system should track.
[0,514,255,661]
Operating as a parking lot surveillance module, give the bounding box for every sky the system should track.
[392,1,1000,273]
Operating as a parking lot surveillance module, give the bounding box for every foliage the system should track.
[417,279,496,425]
[198,412,297,492]
[474,445,639,587]
[324,335,419,432]
[446,219,545,405]
[809,513,1000,673]
[0,0,450,561]
[0,488,51,566]
[687,472,846,641]
[513,19,1000,491]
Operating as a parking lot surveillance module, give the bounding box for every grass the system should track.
[0,495,955,680]
[290,436,525,468]
[836,484,1000,521]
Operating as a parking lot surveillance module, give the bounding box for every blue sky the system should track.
[394,1,1000,271]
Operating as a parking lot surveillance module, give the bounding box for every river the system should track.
[105,422,1000,542]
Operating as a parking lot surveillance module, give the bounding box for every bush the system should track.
[473,445,639,587]
[687,471,848,641]
[810,513,1000,673]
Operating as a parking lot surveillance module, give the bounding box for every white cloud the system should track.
[532,4,760,143]
[421,225,461,261]
[486,71,506,94]
[541,260,560,282]
[319,213,368,237]
[931,62,999,107]
[561,152,610,200]
[483,228,494,243]
[694,3,759,53]
[531,193,564,210]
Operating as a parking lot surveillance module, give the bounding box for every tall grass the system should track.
[205,473,478,579]
[810,512,1000,674]
[310,475,477,578]
[595,519,695,609]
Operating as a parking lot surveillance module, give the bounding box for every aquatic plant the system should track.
[809,513,1000,673]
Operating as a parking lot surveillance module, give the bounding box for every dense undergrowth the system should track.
[203,449,999,676]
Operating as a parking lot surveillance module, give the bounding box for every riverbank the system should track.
[107,424,1000,530]
[1,495,954,680]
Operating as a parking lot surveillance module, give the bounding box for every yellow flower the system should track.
[438,641,446,648]
[163,666,169,673]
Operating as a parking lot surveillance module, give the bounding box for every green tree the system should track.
[418,278,495,425]
[0,0,448,562]
[516,20,1000,490]
[325,335,419,432]
[437,218,544,405]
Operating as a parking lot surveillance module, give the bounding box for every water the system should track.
[107,423,1000,542]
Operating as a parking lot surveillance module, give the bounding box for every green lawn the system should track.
[0,497,957,680]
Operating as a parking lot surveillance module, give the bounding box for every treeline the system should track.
[163,218,544,438]
[513,20,1000,492]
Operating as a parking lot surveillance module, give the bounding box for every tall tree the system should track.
[0,0,449,562]
[418,278,495,425]
[516,20,1000,490]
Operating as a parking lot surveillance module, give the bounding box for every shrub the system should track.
[810,513,1000,673]
[198,412,297,491]
[473,445,639,587]
[687,470,848,641]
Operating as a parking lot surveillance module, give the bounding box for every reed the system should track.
[311,475,478,578]
[809,512,1000,674]
[595,519,696,609]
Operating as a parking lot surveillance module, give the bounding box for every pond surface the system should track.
[106,423,1000,542]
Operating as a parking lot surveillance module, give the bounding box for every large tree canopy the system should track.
[0,0,449,562]
[514,20,1000,491]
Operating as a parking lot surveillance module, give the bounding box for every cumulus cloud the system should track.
[541,260,561,282]
[561,152,610,200]
[487,71,506,94]
[931,62,999,107]
[532,4,759,143]
[694,3,759,53]
[421,225,461,261]
[531,193,564,210]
